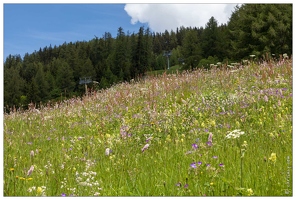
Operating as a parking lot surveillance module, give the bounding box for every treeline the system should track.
[4,4,292,112]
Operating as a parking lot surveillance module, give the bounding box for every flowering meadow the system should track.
[4,59,292,196]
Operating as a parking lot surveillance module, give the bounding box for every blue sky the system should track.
[3,3,239,61]
[3,4,147,60]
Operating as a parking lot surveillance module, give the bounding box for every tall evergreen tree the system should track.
[181,29,202,70]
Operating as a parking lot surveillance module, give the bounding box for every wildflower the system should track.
[192,143,198,150]
[9,168,14,172]
[27,165,34,176]
[190,162,197,169]
[176,182,181,187]
[207,141,213,147]
[36,187,43,195]
[264,95,268,102]
[269,153,277,163]
[242,141,248,148]
[225,129,245,139]
[26,178,33,181]
[105,148,112,156]
[247,188,254,196]
[212,156,218,159]
[141,144,150,152]
[210,182,214,186]
[94,192,100,196]
[219,163,224,167]
[208,133,213,143]
[184,184,189,189]
[61,193,66,197]
[120,125,129,138]
[146,137,153,143]
[197,161,202,166]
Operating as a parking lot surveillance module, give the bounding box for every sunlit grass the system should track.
[4,59,292,196]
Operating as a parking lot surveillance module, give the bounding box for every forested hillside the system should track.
[4,4,292,112]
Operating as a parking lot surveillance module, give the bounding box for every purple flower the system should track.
[207,141,213,147]
[192,143,198,150]
[184,184,189,189]
[213,156,218,159]
[176,182,181,187]
[197,161,202,166]
[190,162,197,168]
[219,163,224,167]
[206,163,210,167]
[61,193,66,197]
[47,137,51,140]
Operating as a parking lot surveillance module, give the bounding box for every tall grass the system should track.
[4,59,292,196]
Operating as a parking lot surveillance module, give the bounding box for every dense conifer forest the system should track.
[4,4,292,112]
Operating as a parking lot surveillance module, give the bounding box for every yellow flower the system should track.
[26,178,33,181]
[269,153,277,162]
[36,187,43,195]
[20,177,26,180]
[247,188,254,196]
[210,120,216,127]
[105,134,111,138]
[210,182,214,186]
[9,168,15,172]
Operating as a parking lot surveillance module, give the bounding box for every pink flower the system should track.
[27,165,34,176]
[141,144,150,152]
[208,132,213,143]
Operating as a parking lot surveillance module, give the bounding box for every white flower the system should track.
[226,129,245,139]
[105,148,112,156]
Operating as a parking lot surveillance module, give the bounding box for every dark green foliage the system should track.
[3,4,292,111]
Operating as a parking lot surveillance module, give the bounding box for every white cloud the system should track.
[124,4,239,32]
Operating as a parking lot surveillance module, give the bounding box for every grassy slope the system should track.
[4,60,292,196]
